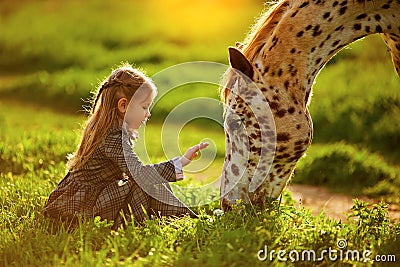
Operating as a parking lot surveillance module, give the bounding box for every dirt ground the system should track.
[287,184,400,223]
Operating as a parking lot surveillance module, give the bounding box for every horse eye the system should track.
[229,118,243,131]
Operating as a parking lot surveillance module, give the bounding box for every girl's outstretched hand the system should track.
[181,142,209,167]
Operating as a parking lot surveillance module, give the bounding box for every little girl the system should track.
[43,63,208,229]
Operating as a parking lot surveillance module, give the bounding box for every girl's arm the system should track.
[180,142,209,167]
[104,129,178,184]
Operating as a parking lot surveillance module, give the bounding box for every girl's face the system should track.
[124,86,155,130]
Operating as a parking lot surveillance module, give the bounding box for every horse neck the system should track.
[253,0,400,105]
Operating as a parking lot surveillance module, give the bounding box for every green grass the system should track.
[311,35,400,162]
[294,142,400,203]
[0,99,399,266]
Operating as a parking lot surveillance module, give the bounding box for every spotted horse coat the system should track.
[220,0,400,210]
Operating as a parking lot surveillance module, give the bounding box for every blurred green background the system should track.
[0,0,399,203]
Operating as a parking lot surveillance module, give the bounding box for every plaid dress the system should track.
[43,126,196,229]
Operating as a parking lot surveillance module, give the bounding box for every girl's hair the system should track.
[67,63,156,171]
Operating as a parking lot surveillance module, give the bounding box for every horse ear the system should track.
[228,47,254,80]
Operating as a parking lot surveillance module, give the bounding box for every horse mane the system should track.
[242,0,291,62]
[220,0,291,103]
